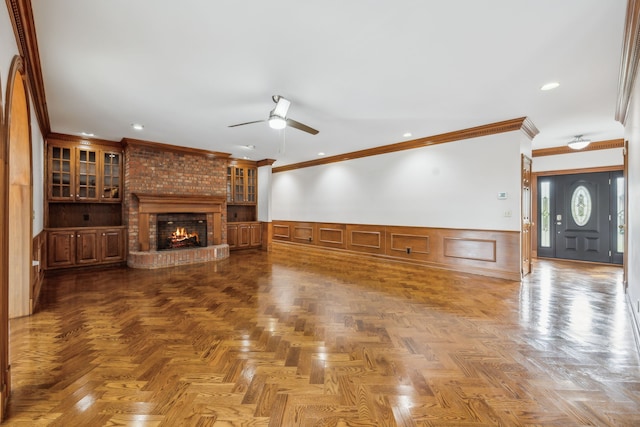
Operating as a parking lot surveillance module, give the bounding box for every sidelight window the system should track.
[540,181,551,247]
[616,176,625,253]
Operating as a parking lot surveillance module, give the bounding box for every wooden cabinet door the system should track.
[48,145,75,200]
[238,224,251,248]
[250,223,262,247]
[246,168,257,203]
[76,148,99,201]
[101,151,122,201]
[227,223,238,249]
[47,230,76,268]
[234,167,246,203]
[100,229,125,262]
[226,167,233,203]
[228,166,257,205]
[76,229,99,264]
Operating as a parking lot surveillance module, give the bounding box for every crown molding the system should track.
[273,117,536,173]
[6,0,50,136]
[532,139,625,157]
[616,0,640,124]
[121,138,231,159]
[47,132,121,148]
[256,159,276,167]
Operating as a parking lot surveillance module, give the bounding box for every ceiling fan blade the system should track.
[228,120,265,128]
[286,118,319,135]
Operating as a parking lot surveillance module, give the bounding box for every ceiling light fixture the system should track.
[131,123,144,131]
[317,152,325,156]
[540,82,560,91]
[81,132,95,137]
[268,114,286,130]
[403,132,412,138]
[567,135,591,150]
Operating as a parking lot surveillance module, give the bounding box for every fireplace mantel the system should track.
[133,193,225,251]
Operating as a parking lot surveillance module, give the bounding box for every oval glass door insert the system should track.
[571,185,592,226]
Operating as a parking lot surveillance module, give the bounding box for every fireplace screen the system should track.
[157,213,207,250]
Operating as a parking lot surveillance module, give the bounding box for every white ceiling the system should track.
[30,0,627,166]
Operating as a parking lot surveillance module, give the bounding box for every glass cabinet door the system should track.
[102,152,121,200]
[247,168,256,203]
[50,146,73,199]
[77,148,98,200]
[227,167,233,203]
[234,167,245,202]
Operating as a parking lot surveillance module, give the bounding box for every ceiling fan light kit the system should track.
[229,95,319,135]
[268,114,287,130]
[567,135,591,150]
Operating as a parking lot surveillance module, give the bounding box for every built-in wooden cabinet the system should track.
[46,226,126,269]
[227,222,262,250]
[227,163,257,205]
[45,134,126,270]
[227,160,260,250]
[48,139,122,202]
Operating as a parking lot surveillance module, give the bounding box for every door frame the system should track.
[532,165,624,261]
[521,154,532,276]
[623,140,629,290]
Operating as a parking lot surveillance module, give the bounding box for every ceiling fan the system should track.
[229,95,319,135]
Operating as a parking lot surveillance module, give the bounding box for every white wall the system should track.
[533,148,623,172]
[0,7,17,83]
[624,79,640,337]
[273,131,525,231]
[30,106,44,235]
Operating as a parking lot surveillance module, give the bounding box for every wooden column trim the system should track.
[6,0,50,136]
[616,0,640,124]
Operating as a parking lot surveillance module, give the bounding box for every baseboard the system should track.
[627,293,640,355]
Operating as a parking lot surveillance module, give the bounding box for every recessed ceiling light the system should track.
[317,152,325,156]
[403,132,412,138]
[131,123,144,131]
[243,145,256,150]
[81,132,94,137]
[540,82,560,91]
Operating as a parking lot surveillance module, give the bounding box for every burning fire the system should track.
[171,227,199,244]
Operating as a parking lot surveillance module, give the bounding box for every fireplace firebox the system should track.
[157,213,207,250]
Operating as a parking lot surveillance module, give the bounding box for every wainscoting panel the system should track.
[273,220,520,280]
[273,224,290,239]
[317,223,346,249]
[347,225,384,255]
[292,224,314,244]
[443,237,497,262]
[31,230,45,312]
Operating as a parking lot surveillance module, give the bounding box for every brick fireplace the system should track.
[123,138,231,268]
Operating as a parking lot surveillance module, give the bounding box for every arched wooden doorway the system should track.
[0,66,7,422]
[1,56,32,420]
[7,59,32,320]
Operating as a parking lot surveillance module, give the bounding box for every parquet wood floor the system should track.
[4,244,640,426]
